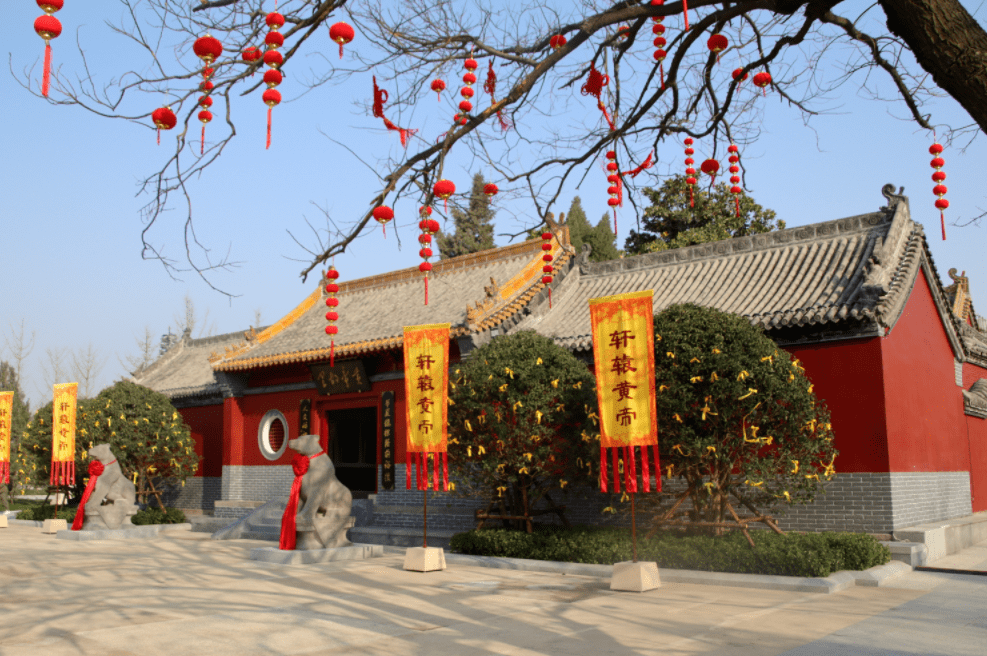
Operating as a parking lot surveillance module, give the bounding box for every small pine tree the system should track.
[585,213,620,262]
[436,172,496,259]
[625,174,785,255]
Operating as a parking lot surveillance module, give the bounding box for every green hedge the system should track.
[18,502,186,525]
[450,526,892,578]
[16,503,76,521]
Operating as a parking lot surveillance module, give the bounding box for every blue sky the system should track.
[3,0,985,409]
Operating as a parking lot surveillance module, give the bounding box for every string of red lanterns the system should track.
[457,56,478,126]
[728,143,742,217]
[262,11,285,150]
[152,106,177,145]
[324,266,340,367]
[930,141,948,240]
[684,137,697,208]
[541,231,554,309]
[329,22,355,59]
[34,0,64,98]
[652,0,667,90]
[193,34,222,156]
[419,203,442,305]
[372,205,394,237]
[606,150,620,234]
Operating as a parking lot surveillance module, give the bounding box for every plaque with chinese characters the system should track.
[298,398,312,435]
[309,361,371,396]
[380,391,396,490]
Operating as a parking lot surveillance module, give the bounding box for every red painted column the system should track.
[222,397,245,467]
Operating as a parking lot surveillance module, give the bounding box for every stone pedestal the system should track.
[42,519,68,534]
[403,546,447,572]
[610,561,661,592]
[0,514,7,528]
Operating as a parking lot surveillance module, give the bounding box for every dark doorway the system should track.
[326,406,378,498]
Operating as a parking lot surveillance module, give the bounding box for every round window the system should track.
[258,410,290,460]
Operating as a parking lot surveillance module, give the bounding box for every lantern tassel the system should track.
[201,125,205,156]
[424,275,429,306]
[613,208,617,236]
[157,128,161,146]
[660,63,665,90]
[683,0,690,30]
[600,446,608,493]
[382,223,386,238]
[941,212,946,240]
[735,197,741,218]
[266,107,273,150]
[42,42,52,97]
[330,339,335,368]
[338,43,344,59]
[689,186,694,208]
[548,286,552,309]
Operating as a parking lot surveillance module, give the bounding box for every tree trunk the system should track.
[880,0,987,133]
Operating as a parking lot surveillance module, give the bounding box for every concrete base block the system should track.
[610,561,661,592]
[42,519,67,534]
[250,544,383,565]
[895,525,947,563]
[403,546,447,572]
[0,514,7,528]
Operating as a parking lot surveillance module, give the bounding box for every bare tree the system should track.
[71,344,109,399]
[173,294,217,339]
[253,307,264,330]
[3,319,36,390]
[38,347,70,400]
[18,0,987,289]
[119,326,158,377]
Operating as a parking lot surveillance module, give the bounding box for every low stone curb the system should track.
[55,523,192,541]
[439,553,913,594]
[250,543,384,565]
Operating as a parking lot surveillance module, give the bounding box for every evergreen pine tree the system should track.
[563,197,591,247]
[585,213,620,262]
[436,172,496,259]
[625,174,784,255]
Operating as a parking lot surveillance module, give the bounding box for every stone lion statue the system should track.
[82,444,138,530]
[287,434,353,550]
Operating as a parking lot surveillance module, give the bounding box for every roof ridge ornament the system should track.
[880,183,905,214]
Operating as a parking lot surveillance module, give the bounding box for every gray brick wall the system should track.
[221,465,295,501]
[158,476,222,512]
[888,471,971,528]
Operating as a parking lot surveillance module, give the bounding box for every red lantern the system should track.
[684,138,696,208]
[930,142,948,240]
[483,183,498,197]
[550,34,567,51]
[372,205,394,237]
[151,106,176,145]
[264,69,282,88]
[616,25,630,42]
[263,88,281,150]
[243,46,262,76]
[431,78,445,102]
[263,49,283,69]
[324,266,340,367]
[753,71,771,95]
[707,34,728,63]
[433,179,455,211]
[732,68,748,83]
[34,0,63,98]
[265,31,284,49]
[541,231,554,308]
[700,158,719,182]
[193,34,223,64]
[465,58,478,72]
[329,22,355,59]
[727,143,742,217]
[419,207,440,305]
[266,12,285,30]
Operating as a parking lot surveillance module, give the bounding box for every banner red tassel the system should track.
[431,452,439,490]
[72,460,108,530]
[941,212,946,240]
[600,446,608,493]
[640,445,650,493]
[266,107,273,150]
[417,451,425,490]
[442,451,449,491]
[653,445,662,492]
[406,452,413,489]
[0,463,9,486]
[42,43,52,97]
[612,447,621,494]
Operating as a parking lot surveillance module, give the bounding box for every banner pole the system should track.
[631,491,638,563]
[423,483,428,549]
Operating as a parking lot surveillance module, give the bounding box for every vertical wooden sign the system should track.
[298,399,312,436]
[381,391,396,490]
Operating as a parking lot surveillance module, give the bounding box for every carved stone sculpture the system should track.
[82,444,138,530]
[289,434,353,550]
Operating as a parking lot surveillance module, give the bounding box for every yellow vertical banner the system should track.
[589,290,659,493]
[403,323,450,491]
[51,383,78,486]
[0,392,12,485]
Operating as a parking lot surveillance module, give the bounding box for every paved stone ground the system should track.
[0,524,984,656]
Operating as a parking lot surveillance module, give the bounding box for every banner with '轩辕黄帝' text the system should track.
[403,323,449,490]
[51,382,78,486]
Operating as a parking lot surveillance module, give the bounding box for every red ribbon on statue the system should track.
[71,460,108,531]
[279,451,325,550]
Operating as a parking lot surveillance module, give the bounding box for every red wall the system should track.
[881,269,970,472]
[177,404,224,477]
[963,361,987,512]
[786,338,889,473]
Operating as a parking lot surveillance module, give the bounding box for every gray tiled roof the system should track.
[212,234,572,371]
[514,193,944,351]
[131,330,247,398]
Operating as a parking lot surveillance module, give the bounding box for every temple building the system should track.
[133,186,987,539]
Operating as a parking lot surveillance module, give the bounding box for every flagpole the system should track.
[631,490,637,563]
